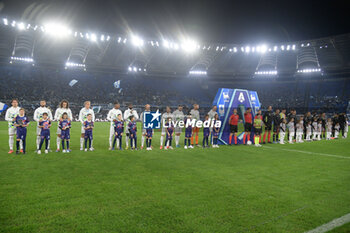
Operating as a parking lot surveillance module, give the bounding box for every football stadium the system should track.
[0,1,349,232]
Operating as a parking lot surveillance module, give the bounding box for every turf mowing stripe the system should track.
[262,146,350,160]
[304,213,350,233]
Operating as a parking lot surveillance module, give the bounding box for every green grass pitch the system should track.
[0,121,349,233]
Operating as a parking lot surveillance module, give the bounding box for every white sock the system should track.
[160,135,164,146]
[47,140,50,149]
[141,135,145,147]
[36,136,41,149]
[80,137,84,148]
[57,137,61,150]
[20,140,23,150]
[116,138,120,148]
[175,136,180,146]
[9,135,14,150]
[109,134,113,148]
[125,136,129,147]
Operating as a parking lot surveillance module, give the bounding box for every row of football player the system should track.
[228,107,348,146]
[5,99,222,154]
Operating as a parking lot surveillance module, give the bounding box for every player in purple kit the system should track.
[14,108,29,154]
[38,113,51,154]
[184,115,193,149]
[212,113,220,148]
[145,128,153,151]
[128,116,137,150]
[164,117,174,150]
[112,114,124,150]
[203,114,210,148]
[59,112,71,153]
[84,114,94,151]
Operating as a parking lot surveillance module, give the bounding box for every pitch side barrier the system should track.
[212,88,261,145]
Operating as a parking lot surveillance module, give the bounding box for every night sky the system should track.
[0,0,349,44]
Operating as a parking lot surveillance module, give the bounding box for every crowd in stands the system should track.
[0,65,349,121]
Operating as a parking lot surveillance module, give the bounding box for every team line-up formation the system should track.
[4,99,349,154]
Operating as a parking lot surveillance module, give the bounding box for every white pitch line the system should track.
[304,213,350,233]
[262,146,350,160]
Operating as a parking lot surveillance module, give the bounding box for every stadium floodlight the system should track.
[3,18,8,25]
[26,24,31,29]
[131,35,144,47]
[273,46,278,52]
[85,33,90,39]
[245,46,250,53]
[173,43,179,50]
[79,32,84,38]
[65,62,85,68]
[297,68,321,73]
[17,22,25,30]
[123,38,127,43]
[281,45,285,51]
[181,39,198,53]
[260,44,267,53]
[44,23,72,38]
[74,31,78,37]
[292,44,296,50]
[11,20,16,27]
[252,47,255,52]
[33,25,38,31]
[255,70,278,75]
[189,70,207,76]
[133,67,137,72]
[90,33,97,42]
[233,47,237,53]
[163,40,170,48]
[106,35,110,41]
[100,34,105,41]
[117,37,121,43]
[10,56,34,63]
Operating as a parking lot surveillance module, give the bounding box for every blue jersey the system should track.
[203,127,210,137]
[39,119,51,138]
[14,115,29,140]
[165,122,174,135]
[128,121,137,134]
[212,120,220,137]
[60,119,71,140]
[84,121,94,133]
[146,128,153,137]
[114,120,124,134]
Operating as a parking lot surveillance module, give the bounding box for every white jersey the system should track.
[79,108,95,123]
[190,109,200,121]
[161,112,174,124]
[317,123,322,133]
[207,109,217,120]
[326,122,332,133]
[306,125,312,134]
[173,110,185,122]
[123,108,139,122]
[54,108,73,121]
[33,107,53,125]
[287,122,294,132]
[107,108,123,125]
[5,106,20,128]
[312,122,318,132]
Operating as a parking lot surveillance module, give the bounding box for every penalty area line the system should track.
[262,146,350,160]
[304,213,350,233]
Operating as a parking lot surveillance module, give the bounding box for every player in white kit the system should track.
[207,106,217,144]
[123,103,139,149]
[79,101,95,150]
[5,99,21,153]
[54,100,73,152]
[173,105,185,148]
[140,104,151,149]
[107,102,123,150]
[190,104,200,146]
[34,100,53,152]
[160,106,174,149]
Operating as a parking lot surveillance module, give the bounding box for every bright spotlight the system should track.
[245,46,250,53]
[163,40,169,48]
[260,45,267,53]
[17,22,25,30]
[181,39,198,53]
[131,35,144,47]
[44,23,72,38]
[3,18,8,25]
[90,33,97,42]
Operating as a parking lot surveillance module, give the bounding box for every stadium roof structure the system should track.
[0,17,350,79]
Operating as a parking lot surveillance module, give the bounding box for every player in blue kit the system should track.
[84,114,94,151]
[112,114,124,150]
[164,117,174,150]
[38,113,51,154]
[128,116,137,150]
[59,112,71,153]
[212,113,220,148]
[184,115,193,149]
[14,108,29,154]
[145,128,153,151]
[203,114,210,148]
